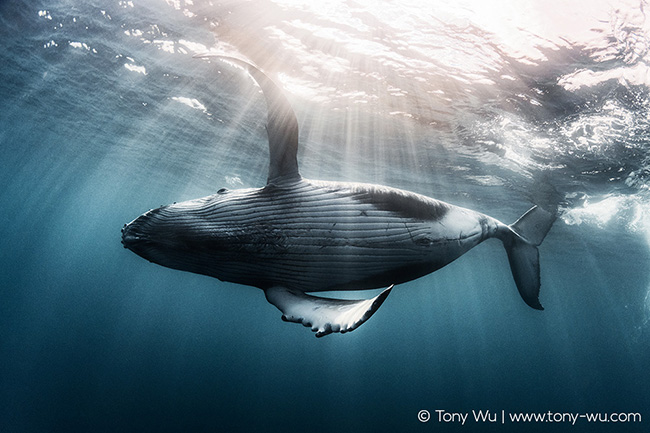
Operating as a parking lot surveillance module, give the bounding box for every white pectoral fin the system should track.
[264,285,393,337]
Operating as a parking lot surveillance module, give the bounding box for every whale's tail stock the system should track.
[504,206,556,310]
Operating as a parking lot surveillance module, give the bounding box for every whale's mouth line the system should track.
[121,222,148,250]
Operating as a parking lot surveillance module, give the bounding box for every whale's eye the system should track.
[217,188,229,194]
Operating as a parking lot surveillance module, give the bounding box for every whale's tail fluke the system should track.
[505,206,556,310]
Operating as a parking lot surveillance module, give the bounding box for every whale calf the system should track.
[122,56,555,337]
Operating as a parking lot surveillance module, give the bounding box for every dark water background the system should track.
[1,0,649,432]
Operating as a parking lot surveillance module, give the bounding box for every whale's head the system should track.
[122,207,177,263]
[121,192,234,277]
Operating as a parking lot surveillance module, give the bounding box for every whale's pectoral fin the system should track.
[264,285,393,337]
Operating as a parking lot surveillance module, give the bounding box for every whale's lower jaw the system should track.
[122,179,489,293]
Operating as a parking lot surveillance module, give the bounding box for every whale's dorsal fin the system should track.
[195,55,300,184]
[264,285,393,337]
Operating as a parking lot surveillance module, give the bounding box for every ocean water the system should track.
[1,0,650,432]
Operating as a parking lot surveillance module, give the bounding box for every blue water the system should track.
[2,0,650,432]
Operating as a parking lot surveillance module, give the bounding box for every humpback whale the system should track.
[122,56,555,337]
